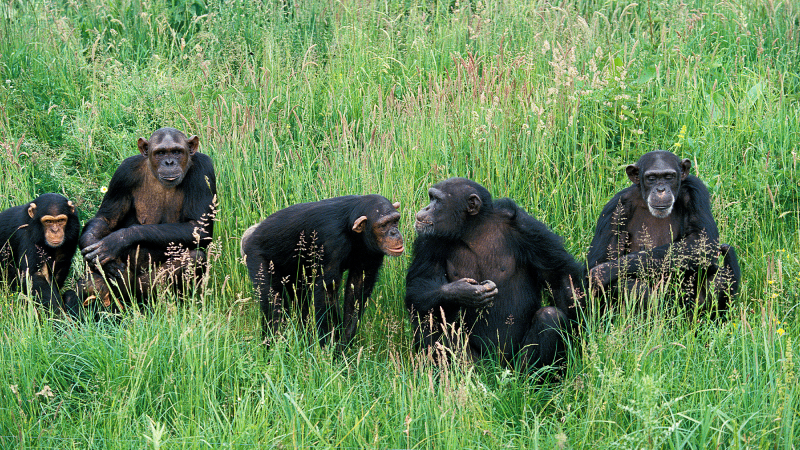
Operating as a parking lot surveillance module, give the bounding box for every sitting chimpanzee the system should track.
[0,193,80,313]
[405,178,585,370]
[241,195,404,348]
[587,150,740,316]
[78,127,217,307]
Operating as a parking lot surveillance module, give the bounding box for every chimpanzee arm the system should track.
[28,273,64,312]
[507,202,585,318]
[405,238,497,313]
[340,257,383,347]
[14,242,64,312]
[51,245,77,290]
[587,191,632,268]
[79,158,138,251]
[98,220,210,253]
[591,231,721,284]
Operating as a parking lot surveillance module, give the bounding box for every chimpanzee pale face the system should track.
[626,151,690,219]
[138,128,199,188]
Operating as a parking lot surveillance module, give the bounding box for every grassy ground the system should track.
[0,0,798,448]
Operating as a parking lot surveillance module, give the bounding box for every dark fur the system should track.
[78,128,216,305]
[405,178,584,370]
[241,194,403,348]
[587,150,741,315]
[0,193,79,312]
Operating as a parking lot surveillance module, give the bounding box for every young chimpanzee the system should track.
[0,193,80,313]
[405,178,585,370]
[78,127,217,307]
[241,195,404,348]
[587,150,740,316]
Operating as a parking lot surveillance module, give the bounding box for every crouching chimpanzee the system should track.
[587,150,740,317]
[405,178,585,370]
[78,127,217,308]
[241,195,404,348]
[0,193,80,313]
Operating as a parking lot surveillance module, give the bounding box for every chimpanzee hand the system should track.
[443,277,498,307]
[590,260,622,287]
[81,231,127,265]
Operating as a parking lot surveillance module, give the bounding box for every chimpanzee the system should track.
[405,178,585,370]
[241,195,404,348]
[77,127,217,307]
[0,193,80,313]
[587,150,740,316]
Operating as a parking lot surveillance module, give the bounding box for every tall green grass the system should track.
[0,0,798,447]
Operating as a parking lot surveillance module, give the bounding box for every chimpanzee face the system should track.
[27,194,76,247]
[626,150,691,219]
[352,198,404,257]
[414,178,484,239]
[138,128,199,188]
[372,207,404,257]
[414,187,449,235]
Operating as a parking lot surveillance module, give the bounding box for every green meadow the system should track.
[1,0,798,447]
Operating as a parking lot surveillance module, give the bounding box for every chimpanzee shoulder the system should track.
[180,152,217,219]
[587,187,637,267]
[675,175,718,235]
[494,197,581,274]
[107,155,148,188]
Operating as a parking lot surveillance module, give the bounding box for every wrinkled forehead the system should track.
[150,129,187,148]
[375,208,401,224]
[372,199,400,217]
[40,204,69,218]
[431,177,471,196]
[428,186,447,198]
[638,152,680,173]
[45,204,64,215]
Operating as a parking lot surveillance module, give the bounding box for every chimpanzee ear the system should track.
[137,138,150,156]
[467,193,482,216]
[680,159,692,180]
[27,203,37,219]
[392,202,400,210]
[68,200,75,214]
[625,164,640,185]
[352,216,368,233]
[187,135,200,155]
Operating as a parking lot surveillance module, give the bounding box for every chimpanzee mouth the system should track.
[45,237,64,248]
[414,221,433,234]
[648,204,673,218]
[387,245,405,256]
[160,174,183,185]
